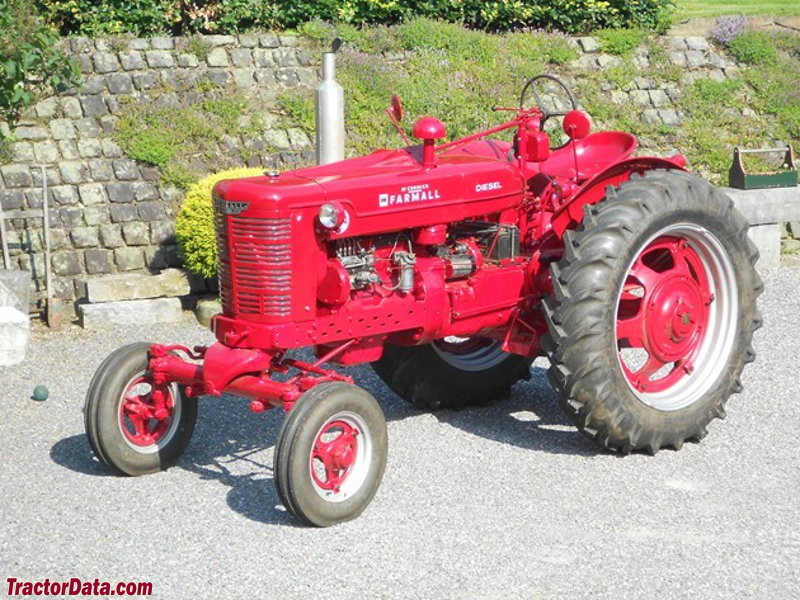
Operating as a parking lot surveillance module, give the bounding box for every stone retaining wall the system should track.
[569,35,739,127]
[0,33,316,306]
[0,33,739,310]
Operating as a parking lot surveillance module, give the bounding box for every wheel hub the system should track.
[331,436,356,470]
[119,376,176,448]
[312,420,359,492]
[646,275,705,362]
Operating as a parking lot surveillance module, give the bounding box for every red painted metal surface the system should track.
[562,109,591,140]
[152,101,689,408]
[118,375,175,447]
[311,419,359,493]
[616,236,712,394]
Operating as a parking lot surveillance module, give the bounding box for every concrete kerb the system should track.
[79,296,183,329]
[722,185,800,269]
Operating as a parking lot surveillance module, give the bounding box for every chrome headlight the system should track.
[319,203,343,229]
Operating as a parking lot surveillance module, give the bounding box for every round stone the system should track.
[32,385,49,402]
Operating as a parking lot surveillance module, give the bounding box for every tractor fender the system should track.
[552,156,686,237]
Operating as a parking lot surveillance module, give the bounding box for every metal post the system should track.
[315,38,345,165]
[41,166,52,305]
[0,199,10,270]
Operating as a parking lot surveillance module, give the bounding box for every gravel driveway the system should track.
[1,267,798,599]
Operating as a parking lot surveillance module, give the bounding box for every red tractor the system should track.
[84,75,761,527]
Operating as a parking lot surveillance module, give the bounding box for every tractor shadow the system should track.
[378,362,604,457]
[50,435,115,476]
[179,395,297,526]
[49,398,300,527]
[51,359,599,526]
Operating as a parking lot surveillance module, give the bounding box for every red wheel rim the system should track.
[311,420,359,493]
[118,373,179,451]
[615,225,738,411]
[309,412,372,502]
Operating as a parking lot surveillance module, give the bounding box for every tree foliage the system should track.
[0,0,79,129]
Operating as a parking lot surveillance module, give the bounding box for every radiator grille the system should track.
[214,198,292,318]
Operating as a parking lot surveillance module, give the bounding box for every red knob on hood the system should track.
[413,117,447,141]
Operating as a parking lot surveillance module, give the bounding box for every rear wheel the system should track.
[372,338,531,410]
[84,343,197,475]
[273,382,387,527]
[543,170,762,453]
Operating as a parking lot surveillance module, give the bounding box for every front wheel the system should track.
[543,170,762,454]
[273,382,388,527]
[84,342,197,475]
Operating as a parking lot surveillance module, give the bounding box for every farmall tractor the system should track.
[84,75,761,526]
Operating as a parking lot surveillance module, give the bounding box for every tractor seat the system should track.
[538,131,637,181]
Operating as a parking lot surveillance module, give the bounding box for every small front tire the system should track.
[84,342,197,475]
[273,382,388,527]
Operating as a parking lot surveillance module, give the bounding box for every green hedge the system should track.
[35,0,672,36]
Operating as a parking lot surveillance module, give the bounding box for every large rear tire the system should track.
[372,338,531,410]
[542,170,762,454]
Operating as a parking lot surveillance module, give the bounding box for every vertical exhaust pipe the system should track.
[315,38,345,165]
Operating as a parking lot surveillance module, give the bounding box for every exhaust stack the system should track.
[315,38,345,165]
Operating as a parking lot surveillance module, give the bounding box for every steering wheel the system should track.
[519,74,578,128]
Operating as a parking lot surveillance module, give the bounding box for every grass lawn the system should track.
[675,0,800,19]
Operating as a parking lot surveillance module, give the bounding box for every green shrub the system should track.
[175,167,264,279]
[37,0,673,36]
[297,19,336,41]
[0,0,79,132]
[277,91,315,133]
[35,0,173,36]
[729,31,778,65]
[743,57,800,139]
[541,36,579,64]
[603,58,639,88]
[596,28,647,55]
[116,104,215,169]
[119,127,177,167]
[397,18,495,62]
[201,96,249,129]
[184,35,212,61]
[773,31,800,58]
[161,163,196,190]
[0,136,13,163]
[682,78,745,110]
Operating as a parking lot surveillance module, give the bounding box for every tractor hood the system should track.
[213,143,523,238]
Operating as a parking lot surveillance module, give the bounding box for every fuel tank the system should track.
[213,143,524,237]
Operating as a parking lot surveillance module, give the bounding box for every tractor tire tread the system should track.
[541,170,761,454]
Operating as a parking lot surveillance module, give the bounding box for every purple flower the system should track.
[710,15,747,47]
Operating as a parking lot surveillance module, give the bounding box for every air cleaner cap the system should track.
[413,117,447,141]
